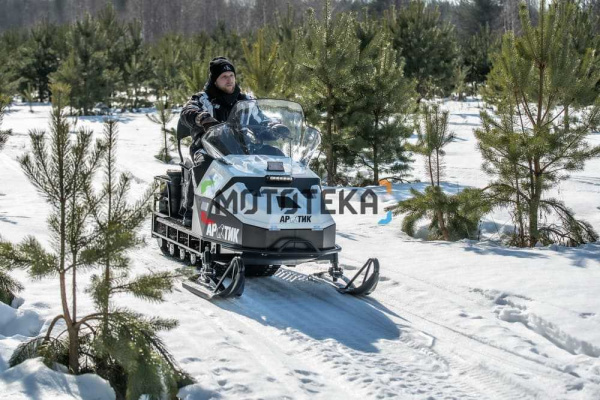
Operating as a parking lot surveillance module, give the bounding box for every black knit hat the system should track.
[209,57,236,83]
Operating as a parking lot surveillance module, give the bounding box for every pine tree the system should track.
[345,15,416,184]
[96,5,151,109]
[52,14,113,114]
[79,119,189,399]
[241,28,283,97]
[392,185,489,241]
[299,0,360,184]
[388,102,489,241]
[1,99,191,398]
[385,1,459,99]
[179,63,206,100]
[271,5,304,99]
[453,64,470,101]
[0,30,23,99]
[147,100,176,163]
[149,34,184,101]
[413,104,456,189]
[124,53,151,110]
[0,238,23,305]
[20,82,35,113]
[455,0,502,38]
[477,0,600,246]
[2,83,105,373]
[0,99,21,305]
[122,20,152,110]
[17,21,66,102]
[0,96,11,151]
[462,25,497,90]
[410,104,455,240]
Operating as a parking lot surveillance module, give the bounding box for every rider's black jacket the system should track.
[181,82,251,134]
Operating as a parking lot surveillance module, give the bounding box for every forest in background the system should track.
[1,0,600,248]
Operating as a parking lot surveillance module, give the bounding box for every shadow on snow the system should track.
[213,268,402,353]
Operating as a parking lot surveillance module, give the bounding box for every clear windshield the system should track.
[202,99,321,165]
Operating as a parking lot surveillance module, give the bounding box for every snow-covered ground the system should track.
[0,101,599,399]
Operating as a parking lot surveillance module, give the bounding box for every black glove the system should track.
[195,112,220,131]
[269,122,291,139]
[258,121,291,141]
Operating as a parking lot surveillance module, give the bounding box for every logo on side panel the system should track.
[201,179,215,194]
[279,215,312,223]
[205,223,240,244]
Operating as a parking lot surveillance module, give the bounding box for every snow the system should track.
[0,101,599,399]
[0,302,43,337]
[0,359,114,400]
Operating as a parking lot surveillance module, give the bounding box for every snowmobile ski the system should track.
[310,258,380,296]
[182,257,246,300]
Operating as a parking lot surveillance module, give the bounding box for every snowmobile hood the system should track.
[223,155,310,176]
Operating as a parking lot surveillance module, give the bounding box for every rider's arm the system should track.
[180,92,218,131]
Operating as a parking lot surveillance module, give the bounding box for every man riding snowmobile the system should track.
[153,57,380,299]
[179,56,289,226]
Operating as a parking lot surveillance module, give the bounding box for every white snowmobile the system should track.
[151,99,379,299]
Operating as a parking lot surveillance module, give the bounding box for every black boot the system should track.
[181,174,194,227]
[183,211,192,227]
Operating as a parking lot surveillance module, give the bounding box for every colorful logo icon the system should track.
[378,179,393,225]
[200,179,215,194]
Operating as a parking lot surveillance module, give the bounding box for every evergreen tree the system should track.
[1,100,191,397]
[0,100,21,305]
[2,83,105,373]
[121,20,152,110]
[453,64,470,101]
[0,30,24,98]
[299,0,360,184]
[345,16,416,184]
[0,238,23,305]
[390,103,489,240]
[241,28,283,97]
[392,185,489,241]
[124,53,151,110]
[411,103,455,240]
[462,25,497,89]
[385,1,459,99]
[96,4,126,107]
[455,0,502,38]
[147,100,176,163]
[271,5,304,99]
[0,96,12,151]
[80,119,189,399]
[149,34,184,102]
[413,104,456,189]
[180,63,206,98]
[20,82,35,113]
[477,0,600,246]
[52,14,113,114]
[17,22,66,102]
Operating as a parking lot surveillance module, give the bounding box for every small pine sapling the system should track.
[5,82,105,373]
[389,104,488,240]
[147,99,175,163]
[81,118,191,399]
[0,96,12,151]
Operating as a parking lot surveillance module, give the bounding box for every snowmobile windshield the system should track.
[201,99,320,165]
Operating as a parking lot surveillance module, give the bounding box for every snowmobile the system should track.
[151,99,380,299]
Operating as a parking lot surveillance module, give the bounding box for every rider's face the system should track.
[215,71,236,94]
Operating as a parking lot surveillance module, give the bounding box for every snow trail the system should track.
[1,102,600,399]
